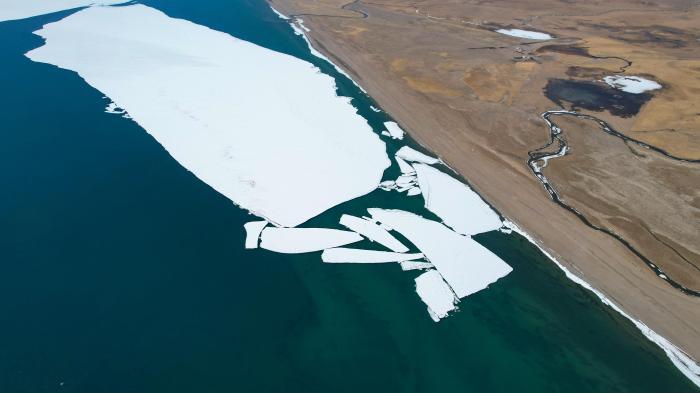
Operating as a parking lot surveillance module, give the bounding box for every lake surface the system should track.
[0,1,697,392]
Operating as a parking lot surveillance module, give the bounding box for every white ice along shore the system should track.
[260,227,363,253]
[413,163,502,235]
[26,4,389,228]
[0,0,122,22]
[502,220,700,388]
[369,209,512,299]
[396,146,440,165]
[382,121,405,140]
[496,28,552,40]
[603,75,662,94]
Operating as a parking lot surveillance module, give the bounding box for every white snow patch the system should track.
[322,248,424,263]
[0,0,121,22]
[415,269,458,321]
[496,28,552,40]
[383,121,405,140]
[414,163,502,235]
[396,146,440,165]
[503,220,700,388]
[243,220,268,249]
[26,4,389,228]
[260,227,363,254]
[369,209,512,298]
[603,75,662,94]
[339,214,409,252]
[400,260,433,271]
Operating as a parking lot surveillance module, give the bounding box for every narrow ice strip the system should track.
[259,227,362,254]
[269,6,289,20]
[289,16,368,94]
[0,0,122,22]
[396,146,440,165]
[27,5,389,228]
[369,208,512,298]
[383,121,405,140]
[395,156,415,175]
[496,28,552,40]
[603,75,662,94]
[400,260,433,271]
[503,220,700,388]
[322,248,424,263]
[415,270,458,321]
[414,163,502,235]
[243,220,268,249]
[339,214,409,252]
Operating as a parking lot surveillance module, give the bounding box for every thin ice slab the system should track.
[339,214,409,252]
[396,146,440,165]
[260,227,362,254]
[322,248,424,263]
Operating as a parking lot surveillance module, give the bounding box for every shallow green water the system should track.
[0,1,697,392]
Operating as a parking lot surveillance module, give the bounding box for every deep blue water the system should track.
[0,1,697,392]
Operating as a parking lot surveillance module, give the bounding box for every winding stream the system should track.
[528,110,700,297]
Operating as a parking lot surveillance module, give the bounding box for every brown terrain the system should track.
[269,0,700,366]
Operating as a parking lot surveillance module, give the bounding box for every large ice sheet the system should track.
[260,227,363,253]
[415,270,458,321]
[496,28,552,40]
[396,146,440,165]
[368,209,512,298]
[339,214,409,252]
[321,248,424,263]
[603,75,662,94]
[26,4,389,228]
[0,0,121,22]
[414,164,501,235]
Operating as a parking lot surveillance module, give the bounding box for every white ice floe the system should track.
[383,121,405,140]
[243,220,268,249]
[603,75,662,94]
[415,269,458,321]
[396,146,440,165]
[395,156,415,175]
[339,214,409,252]
[369,209,512,298]
[400,260,434,271]
[413,163,502,235]
[395,174,417,187]
[322,248,424,263]
[496,28,552,40]
[379,180,396,191]
[27,4,389,228]
[259,227,363,254]
[370,105,381,112]
[406,187,421,196]
[502,220,700,388]
[0,0,122,22]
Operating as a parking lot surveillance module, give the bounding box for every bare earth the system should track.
[270,0,700,366]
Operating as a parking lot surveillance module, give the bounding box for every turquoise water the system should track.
[0,1,697,392]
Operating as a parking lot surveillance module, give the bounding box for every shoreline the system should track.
[270,4,700,386]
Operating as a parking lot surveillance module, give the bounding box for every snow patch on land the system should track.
[496,28,552,40]
[383,121,405,140]
[0,0,121,22]
[503,220,700,388]
[244,221,268,249]
[414,163,502,235]
[322,248,424,263]
[339,214,409,253]
[260,227,363,254]
[369,209,512,299]
[603,75,662,94]
[396,146,440,165]
[415,270,458,321]
[26,4,389,228]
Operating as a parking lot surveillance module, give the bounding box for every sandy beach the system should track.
[270,0,700,369]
